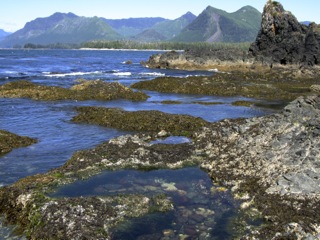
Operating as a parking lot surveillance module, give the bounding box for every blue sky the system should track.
[0,0,318,32]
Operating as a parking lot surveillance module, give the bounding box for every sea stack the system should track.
[249,0,320,66]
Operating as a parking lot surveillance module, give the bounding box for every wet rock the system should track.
[162,229,174,237]
[132,70,319,102]
[0,130,37,155]
[197,95,320,238]
[0,79,149,101]
[144,49,249,71]
[310,85,320,93]
[0,178,173,239]
[189,213,205,223]
[72,106,208,135]
[183,225,197,236]
[1,93,320,238]
[161,182,178,191]
[269,172,320,195]
[157,130,168,137]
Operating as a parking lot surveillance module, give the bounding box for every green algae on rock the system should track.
[1,96,320,238]
[0,130,37,155]
[197,95,320,238]
[72,106,209,135]
[0,80,149,101]
[60,134,198,176]
[0,177,172,239]
[0,133,178,239]
[132,69,318,102]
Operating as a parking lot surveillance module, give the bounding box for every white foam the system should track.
[139,72,165,76]
[4,70,17,74]
[113,72,132,76]
[44,71,102,77]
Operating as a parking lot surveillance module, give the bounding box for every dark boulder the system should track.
[249,0,320,66]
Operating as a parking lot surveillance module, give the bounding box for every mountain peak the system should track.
[180,12,196,22]
[50,12,78,18]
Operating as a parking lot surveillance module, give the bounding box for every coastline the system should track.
[79,48,184,52]
[1,94,320,239]
[1,1,320,238]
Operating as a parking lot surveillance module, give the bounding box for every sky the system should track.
[0,0,319,32]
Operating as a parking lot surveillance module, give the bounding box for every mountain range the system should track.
[0,5,262,48]
[172,6,261,42]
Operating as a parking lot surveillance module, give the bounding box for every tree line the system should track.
[81,40,251,51]
[22,40,251,51]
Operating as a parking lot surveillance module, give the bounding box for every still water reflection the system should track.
[51,167,241,239]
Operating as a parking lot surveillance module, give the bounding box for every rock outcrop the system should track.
[0,130,37,155]
[198,95,320,238]
[249,1,320,66]
[0,80,148,101]
[143,48,249,71]
[72,106,208,134]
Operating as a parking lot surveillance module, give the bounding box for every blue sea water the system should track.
[0,49,268,239]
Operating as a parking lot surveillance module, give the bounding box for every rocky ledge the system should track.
[72,106,208,135]
[0,130,37,155]
[1,95,320,238]
[0,79,148,101]
[132,70,320,103]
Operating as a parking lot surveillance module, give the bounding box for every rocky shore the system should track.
[0,79,148,101]
[0,130,37,155]
[132,69,319,104]
[1,94,320,239]
[198,95,320,238]
[72,106,208,135]
[1,1,320,239]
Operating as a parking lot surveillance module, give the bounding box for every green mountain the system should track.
[151,12,197,40]
[0,5,261,47]
[0,13,121,48]
[104,17,167,37]
[172,6,261,42]
[103,12,195,41]
[129,12,197,42]
[131,29,167,42]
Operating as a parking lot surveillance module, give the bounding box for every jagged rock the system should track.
[249,1,320,66]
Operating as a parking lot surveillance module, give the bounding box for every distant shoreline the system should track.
[0,47,183,52]
[79,48,183,52]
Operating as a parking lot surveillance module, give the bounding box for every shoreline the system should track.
[0,93,320,239]
[0,47,184,52]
